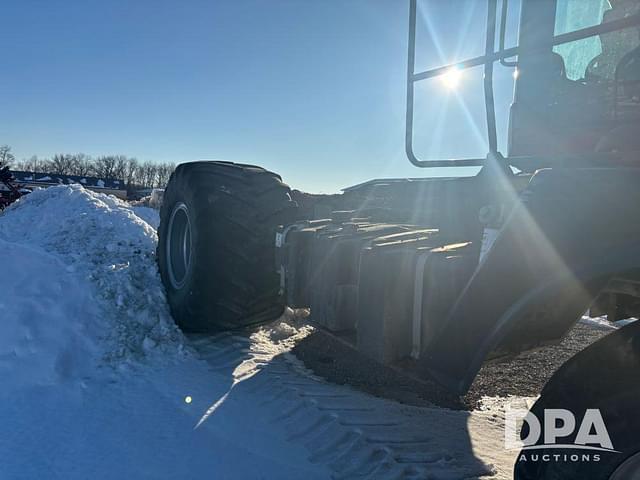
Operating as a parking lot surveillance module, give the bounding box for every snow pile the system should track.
[131,188,165,212]
[0,184,184,366]
[0,185,334,479]
[0,239,101,389]
[131,205,161,230]
[261,309,314,344]
[580,314,637,330]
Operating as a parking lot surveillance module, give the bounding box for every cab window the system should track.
[553,0,640,81]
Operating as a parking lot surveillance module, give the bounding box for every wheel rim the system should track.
[166,202,192,290]
[611,452,640,479]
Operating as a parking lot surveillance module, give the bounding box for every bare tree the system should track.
[94,155,118,179]
[15,155,43,172]
[48,154,76,175]
[0,145,15,167]
[7,148,175,190]
[71,153,94,177]
[124,157,139,188]
[137,161,157,188]
[156,162,176,187]
[113,155,127,181]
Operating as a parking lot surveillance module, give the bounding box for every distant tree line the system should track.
[0,145,175,192]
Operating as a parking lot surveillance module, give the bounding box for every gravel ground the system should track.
[292,322,611,410]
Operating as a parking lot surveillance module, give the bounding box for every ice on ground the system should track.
[0,184,183,364]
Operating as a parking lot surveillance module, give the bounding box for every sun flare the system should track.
[440,67,462,90]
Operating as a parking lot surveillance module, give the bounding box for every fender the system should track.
[426,244,640,394]
[422,167,640,394]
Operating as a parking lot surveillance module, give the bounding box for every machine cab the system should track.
[510,0,640,162]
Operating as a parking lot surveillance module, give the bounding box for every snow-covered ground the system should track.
[0,185,568,479]
[0,186,331,479]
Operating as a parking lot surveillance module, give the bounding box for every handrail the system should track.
[413,11,640,82]
[484,0,499,154]
[405,0,640,168]
[499,0,517,67]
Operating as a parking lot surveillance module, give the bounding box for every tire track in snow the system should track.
[188,320,513,479]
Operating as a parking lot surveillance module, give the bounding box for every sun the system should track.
[439,67,462,90]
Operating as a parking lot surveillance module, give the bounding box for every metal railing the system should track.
[405,0,640,168]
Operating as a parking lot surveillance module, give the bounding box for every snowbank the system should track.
[0,184,184,367]
[131,205,161,230]
[0,185,333,479]
[0,239,101,389]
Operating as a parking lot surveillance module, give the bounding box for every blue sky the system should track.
[0,1,520,192]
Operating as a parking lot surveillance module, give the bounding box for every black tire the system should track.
[157,161,295,331]
[514,320,640,479]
